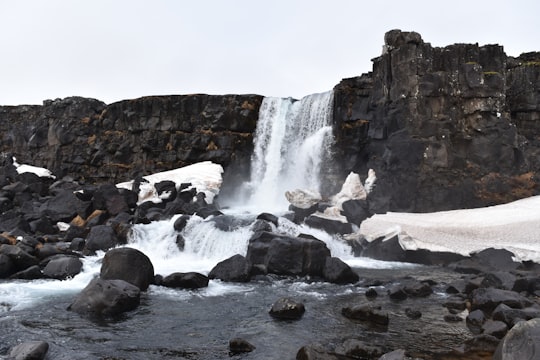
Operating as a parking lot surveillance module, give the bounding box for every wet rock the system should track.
[493,318,540,360]
[304,214,353,235]
[154,180,177,202]
[256,212,278,226]
[481,272,517,291]
[444,314,463,323]
[269,298,305,320]
[340,199,371,226]
[341,303,389,326]
[379,349,407,360]
[512,275,540,295]
[9,265,43,280]
[38,189,80,223]
[0,253,14,278]
[42,254,83,280]
[9,340,49,360]
[296,344,341,360]
[387,285,408,301]
[466,309,486,334]
[246,231,330,277]
[404,281,433,297]
[288,204,319,224]
[229,338,256,354]
[161,272,209,289]
[405,308,422,319]
[68,278,141,317]
[208,254,250,282]
[84,225,119,254]
[100,247,155,291]
[462,334,501,355]
[335,339,384,359]
[322,257,359,284]
[0,244,39,271]
[173,215,191,232]
[492,303,540,327]
[365,287,378,299]
[471,288,534,313]
[482,320,508,339]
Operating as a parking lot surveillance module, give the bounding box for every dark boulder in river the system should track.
[100,247,155,291]
[246,231,330,277]
[68,278,141,318]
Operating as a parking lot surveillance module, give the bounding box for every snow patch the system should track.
[360,196,540,262]
[12,157,56,179]
[116,161,223,205]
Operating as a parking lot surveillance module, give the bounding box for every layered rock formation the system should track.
[0,95,262,184]
[1,30,539,212]
[334,30,540,212]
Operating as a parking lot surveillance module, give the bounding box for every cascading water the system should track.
[243,91,335,212]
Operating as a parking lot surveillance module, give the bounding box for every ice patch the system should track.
[360,196,540,262]
[116,161,223,205]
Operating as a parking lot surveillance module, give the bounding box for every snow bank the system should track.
[13,157,56,179]
[116,161,223,205]
[360,196,540,263]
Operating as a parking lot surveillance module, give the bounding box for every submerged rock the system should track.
[269,298,305,320]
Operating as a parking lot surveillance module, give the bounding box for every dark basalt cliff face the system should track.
[0,94,262,184]
[333,30,540,212]
[1,30,539,213]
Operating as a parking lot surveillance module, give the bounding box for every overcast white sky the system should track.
[1,1,538,105]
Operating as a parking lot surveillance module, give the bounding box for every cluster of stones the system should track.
[297,248,540,359]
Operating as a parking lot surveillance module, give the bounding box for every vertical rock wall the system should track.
[333,30,540,212]
[0,95,262,184]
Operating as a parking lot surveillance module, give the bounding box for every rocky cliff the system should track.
[333,30,540,212]
[0,94,262,184]
[1,30,539,213]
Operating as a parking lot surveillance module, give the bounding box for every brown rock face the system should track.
[0,94,263,184]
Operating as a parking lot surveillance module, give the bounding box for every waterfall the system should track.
[242,91,335,212]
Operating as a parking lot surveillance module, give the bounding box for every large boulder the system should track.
[493,318,540,360]
[0,244,39,271]
[471,288,534,313]
[42,255,83,280]
[84,225,119,254]
[100,247,154,291]
[322,257,359,284]
[68,278,141,317]
[246,231,331,277]
[38,189,80,223]
[208,254,250,282]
